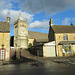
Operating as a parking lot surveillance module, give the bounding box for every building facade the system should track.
[28,31,48,46]
[14,14,28,49]
[48,18,75,56]
[0,17,10,61]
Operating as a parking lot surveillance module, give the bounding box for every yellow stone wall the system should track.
[28,39,37,46]
[0,33,10,61]
[28,39,34,46]
[55,33,75,56]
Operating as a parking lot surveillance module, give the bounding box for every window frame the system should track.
[63,34,68,40]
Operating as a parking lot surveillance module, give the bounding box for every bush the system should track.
[28,43,32,48]
[22,48,28,51]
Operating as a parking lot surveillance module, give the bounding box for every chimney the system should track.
[49,18,53,26]
[7,17,10,23]
[71,22,73,26]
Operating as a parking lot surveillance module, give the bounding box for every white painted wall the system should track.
[43,41,56,57]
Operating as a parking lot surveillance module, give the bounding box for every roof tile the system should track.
[52,25,75,33]
[28,31,48,42]
[0,22,10,32]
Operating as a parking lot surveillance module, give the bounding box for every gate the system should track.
[10,48,16,60]
[0,49,6,61]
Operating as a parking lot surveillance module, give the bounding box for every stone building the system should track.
[14,14,48,49]
[0,17,10,61]
[14,14,28,49]
[28,31,48,46]
[12,31,48,47]
[13,15,48,58]
[48,18,75,56]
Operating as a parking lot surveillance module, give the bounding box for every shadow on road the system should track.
[9,56,44,66]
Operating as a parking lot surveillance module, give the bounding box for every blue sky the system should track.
[0,0,75,36]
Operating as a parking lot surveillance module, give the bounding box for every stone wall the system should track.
[14,19,28,48]
[0,33,10,61]
[55,33,75,56]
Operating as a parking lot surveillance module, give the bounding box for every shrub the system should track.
[28,43,32,48]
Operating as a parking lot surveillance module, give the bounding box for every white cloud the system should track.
[0,0,12,9]
[72,18,75,21]
[29,20,49,29]
[0,9,34,32]
[62,17,75,25]
[62,18,71,25]
[0,0,75,16]
[16,0,75,15]
[0,9,33,22]
[1,0,75,34]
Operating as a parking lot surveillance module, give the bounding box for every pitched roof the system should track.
[0,22,10,32]
[28,31,48,42]
[52,25,75,33]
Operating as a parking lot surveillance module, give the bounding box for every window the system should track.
[63,35,68,40]
[20,25,26,27]
[62,44,72,53]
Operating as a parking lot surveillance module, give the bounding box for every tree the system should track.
[28,43,32,48]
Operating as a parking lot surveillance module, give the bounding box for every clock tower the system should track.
[14,14,28,49]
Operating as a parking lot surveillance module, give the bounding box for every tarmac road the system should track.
[0,57,75,75]
[0,61,75,75]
